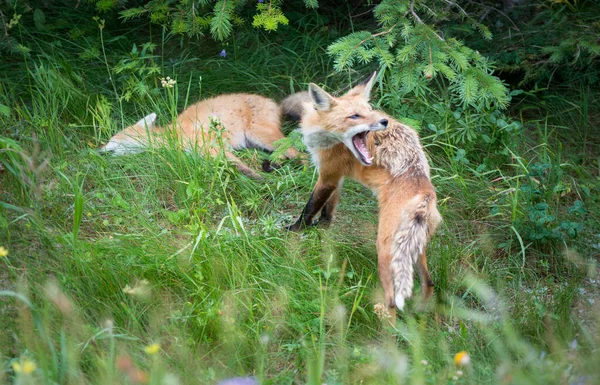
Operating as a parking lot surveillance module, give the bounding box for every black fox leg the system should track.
[416,249,434,301]
[288,182,338,231]
[317,179,343,227]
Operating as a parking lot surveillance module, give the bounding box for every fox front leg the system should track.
[316,182,342,228]
[287,182,338,232]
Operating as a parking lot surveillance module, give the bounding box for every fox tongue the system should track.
[352,132,372,165]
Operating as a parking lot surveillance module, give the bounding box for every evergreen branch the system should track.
[442,0,469,19]
[433,62,456,80]
[353,24,398,51]
[253,3,289,32]
[120,7,148,21]
[409,0,444,41]
[462,0,520,30]
[210,0,233,41]
[409,0,423,25]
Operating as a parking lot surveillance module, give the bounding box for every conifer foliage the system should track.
[118,0,301,41]
[328,0,509,110]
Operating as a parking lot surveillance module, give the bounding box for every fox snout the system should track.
[370,118,388,131]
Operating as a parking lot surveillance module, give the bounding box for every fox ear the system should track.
[362,71,377,99]
[346,71,377,100]
[308,83,335,111]
[136,113,157,129]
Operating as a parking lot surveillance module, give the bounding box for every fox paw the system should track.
[286,222,303,232]
[286,219,317,232]
[261,159,281,173]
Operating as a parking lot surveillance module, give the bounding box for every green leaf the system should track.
[0,103,10,117]
[33,8,46,31]
[568,200,586,216]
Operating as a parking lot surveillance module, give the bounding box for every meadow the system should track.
[1,2,599,384]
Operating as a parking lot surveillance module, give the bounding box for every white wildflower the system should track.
[160,76,176,88]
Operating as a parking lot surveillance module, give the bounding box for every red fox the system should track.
[100,93,300,179]
[284,73,442,314]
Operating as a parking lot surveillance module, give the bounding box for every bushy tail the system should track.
[389,194,440,310]
[99,113,158,155]
[280,91,311,121]
[99,133,147,155]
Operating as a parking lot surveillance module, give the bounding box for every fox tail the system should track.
[390,193,440,310]
[99,113,158,155]
[280,91,311,121]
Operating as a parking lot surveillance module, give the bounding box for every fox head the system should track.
[304,72,388,166]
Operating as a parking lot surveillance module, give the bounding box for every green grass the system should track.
[1,8,600,385]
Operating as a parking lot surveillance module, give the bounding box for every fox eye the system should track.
[348,114,362,120]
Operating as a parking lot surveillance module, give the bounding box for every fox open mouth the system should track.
[352,131,373,165]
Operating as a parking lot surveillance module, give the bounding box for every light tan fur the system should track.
[100,93,300,179]
[284,73,442,314]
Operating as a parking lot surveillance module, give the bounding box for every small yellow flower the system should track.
[23,360,36,374]
[13,358,36,374]
[454,351,471,366]
[0,246,8,257]
[144,343,160,355]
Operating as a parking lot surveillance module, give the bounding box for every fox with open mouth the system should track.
[283,72,442,316]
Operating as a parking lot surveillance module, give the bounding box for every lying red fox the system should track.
[100,93,300,179]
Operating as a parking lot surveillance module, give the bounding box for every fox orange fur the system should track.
[284,73,442,313]
[100,93,300,179]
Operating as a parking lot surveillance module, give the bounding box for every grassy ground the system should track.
[1,8,599,385]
